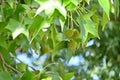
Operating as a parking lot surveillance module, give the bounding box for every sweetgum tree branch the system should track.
[0,52,22,74]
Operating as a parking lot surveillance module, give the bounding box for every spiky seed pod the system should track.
[67,40,77,51]
[64,29,74,39]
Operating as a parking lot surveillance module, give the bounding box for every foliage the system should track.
[0,0,119,80]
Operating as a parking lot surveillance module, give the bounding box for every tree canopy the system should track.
[0,0,120,80]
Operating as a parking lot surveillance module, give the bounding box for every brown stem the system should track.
[0,53,7,71]
[0,52,21,74]
[11,54,36,71]
[16,57,36,71]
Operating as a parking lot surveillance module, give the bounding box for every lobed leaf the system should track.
[35,0,66,19]
[77,13,99,45]
[98,0,110,18]
[6,19,29,39]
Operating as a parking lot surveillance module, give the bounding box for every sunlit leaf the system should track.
[7,0,14,8]
[6,19,29,39]
[72,0,79,5]
[98,0,110,18]
[42,77,52,80]
[35,0,66,19]
[62,0,71,7]
[66,2,77,11]
[85,0,90,4]
[102,12,109,30]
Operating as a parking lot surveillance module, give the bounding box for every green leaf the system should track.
[21,69,34,80]
[15,4,25,14]
[50,26,58,61]
[85,0,90,4]
[52,74,60,80]
[66,2,77,11]
[35,0,66,19]
[77,13,99,44]
[62,0,71,7]
[24,17,33,26]
[102,12,109,30]
[66,49,74,62]
[8,41,16,55]
[56,33,65,42]
[0,47,12,64]
[51,26,57,48]
[0,22,7,32]
[0,36,7,49]
[0,72,13,80]
[7,0,14,8]
[5,19,29,39]
[59,19,65,32]
[66,0,80,10]
[54,41,67,51]
[2,3,14,19]
[113,0,119,18]
[42,77,52,80]
[17,63,27,72]
[63,72,74,80]
[29,15,42,31]
[71,0,79,6]
[24,0,31,4]
[98,0,110,18]
[30,15,52,43]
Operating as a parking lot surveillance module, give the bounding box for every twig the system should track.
[10,53,36,71]
[0,53,7,71]
[67,15,79,27]
[42,63,57,71]
[5,62,22,75]
[16,57,36,71]
[0,0,38,9]
[34,63,57,78]
[0,52,22,74]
